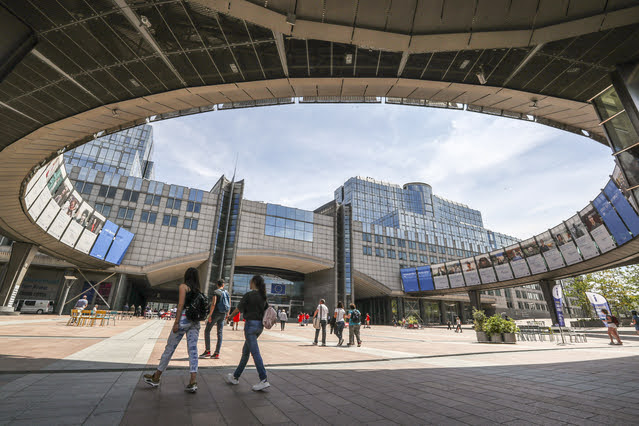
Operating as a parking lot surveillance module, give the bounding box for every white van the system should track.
[15,300,54,314]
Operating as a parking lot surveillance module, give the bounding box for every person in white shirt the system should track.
[312,299,329,346]
[278,309,288,331]
[334,302,346,346]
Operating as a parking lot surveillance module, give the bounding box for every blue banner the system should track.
[89,221,118,260]
[400,268,420,292]
[593,193,631,245]
[552,284,565,327]
[604,180,639,236]
[416,265,434,291]
[270,283,286,295]
[586,292,612,320]
[105,227,134,265]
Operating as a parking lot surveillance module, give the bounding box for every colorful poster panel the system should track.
[565,214,599,259]
[89,221,118,260]
[521,238,547,274]
[61,191,81,220]
[416,266,434,291]
[400,268,420,292]
[475,254,497,283]
[73,202,94,229]
[536,231,565,270]
[604,180,639,235]
[461,258,481,286]
[86,211,105,235]
[36,199,60,231]
[73,228,97,253]
[505,244,530,278]
[445,261,465,288]
[551,223,582,265]
[52,179,73,209]
[580,204,616,253]
[593,192,632,246]
[48,209,72,240]
[432,263,450,289]
[490,249,513,280]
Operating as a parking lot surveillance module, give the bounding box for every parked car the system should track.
[15,299,54,314]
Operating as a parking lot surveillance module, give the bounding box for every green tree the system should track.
[564,275,593,318]
[572,267,639,317]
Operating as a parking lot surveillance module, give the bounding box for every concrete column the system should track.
[538,279,560,326]
[0,242,37,314]
[111,274,128,311]
[439,300,446,324]
[468,289,481,312]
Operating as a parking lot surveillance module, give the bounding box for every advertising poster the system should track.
[73,202,94,228]
[416,265,434,291]
[36,199,60,231]
[28,189,52,221]
[74,228,98,253]
[61,220,84,247]
[105,227,134,265]
[461,258,481,286]
[551,223,582,265]
[52,179,73,209]
[25,164,46,197]
[475,254,497,283]
[400,268,420,292]
[552,284,566,327]
[521,238,547,274]
[432,263,450,289]
[25,169,47,209]
[604,180,639,235]
[490,249,513,280]
[48,210,72,240]
[505,243,530,278]
[89,221,119,260]
[87,211,105,235]
[580,205,616,253]
[565,214,599,259]
[46,165,65,196]
[97,282,112,301]
[586,291,611,320]
[445,261,465,288]
[593,193,631,246]
[61,191,81,219]
[536,231,565,270]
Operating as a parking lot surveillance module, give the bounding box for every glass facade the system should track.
[64,124,155,179]
[264,203,314,242]
[232,270,305,318]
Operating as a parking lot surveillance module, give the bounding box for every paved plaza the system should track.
[0,316,637,425]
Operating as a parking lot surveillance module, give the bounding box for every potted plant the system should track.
[473,308,489,343]
[485,314,505,343]
[502,318,519,344]
[406,315,420,329]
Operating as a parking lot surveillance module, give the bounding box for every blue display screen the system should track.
[416,265,434,291]
[400,268,420,292]
[105,227,134,265]
[593,193,631,245]
[604,180,639,236]
[89,221,119,260]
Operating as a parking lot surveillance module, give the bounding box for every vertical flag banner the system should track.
[586,292,612,320]
[552,284,565,326]
[416,266,434,291]
[400,268,419,292]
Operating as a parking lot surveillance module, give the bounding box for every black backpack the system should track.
[185,290,210,322]
[350,309,361,323]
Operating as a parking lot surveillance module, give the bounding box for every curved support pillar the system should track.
[468,289,481,313]
[0,242,38,314]
[539,279,560,326]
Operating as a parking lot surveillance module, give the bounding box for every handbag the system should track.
[313,315,320,329]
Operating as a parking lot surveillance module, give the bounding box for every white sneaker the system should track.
[225,373,239,385]
[252,379,270,391]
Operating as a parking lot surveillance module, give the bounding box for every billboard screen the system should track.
[445,261,465,288]
[505,243,530,277]
[105,227,134,265]
[416,266,434,291]
[400,268,420,292]
[593,192,631,246]
[461,258,481,286]
[89,221,118,260]
[580,204,615,253]
[490,249,513,281]
[536,231,565,270]
[432,263,450,289]
[475,254,497,283]
[551,223,582,265]
[565,214,599,259]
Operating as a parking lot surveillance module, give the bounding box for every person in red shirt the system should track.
[232,312,241,331]
[305,313,310,326]
[298,313,304,326]
[365,313,371,328]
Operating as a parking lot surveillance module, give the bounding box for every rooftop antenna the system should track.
[231,153,239,182]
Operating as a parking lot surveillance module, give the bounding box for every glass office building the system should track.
[64,124,155,179]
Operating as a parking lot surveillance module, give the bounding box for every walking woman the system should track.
[143,267,201,393]
[334,302,346,346]
[225,275,270,391]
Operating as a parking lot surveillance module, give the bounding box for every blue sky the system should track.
[150,103,613,240]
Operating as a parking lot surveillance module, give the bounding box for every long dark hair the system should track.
[184,267,200,292]
[251,275,266,300]
[337,301,343,309]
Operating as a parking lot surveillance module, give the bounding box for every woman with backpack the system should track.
[225,275,270,391]
[601,308,623,345]
[144,267,202,393]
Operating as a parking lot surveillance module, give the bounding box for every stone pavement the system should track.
[0,317,638,425]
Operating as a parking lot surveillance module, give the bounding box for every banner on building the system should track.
[400,268,420,292]
[585,291,612,320]
[552,284,565,327]
[416,265,434,291]
[593,193,631,246]
[270,283,286,295]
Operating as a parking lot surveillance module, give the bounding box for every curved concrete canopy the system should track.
[1,0,639,288]
[235,249,334,274]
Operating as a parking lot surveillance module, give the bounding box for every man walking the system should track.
[278,309,288,331]
[200,280,231,359]
[346,303,362,347]
[312,299,329,346]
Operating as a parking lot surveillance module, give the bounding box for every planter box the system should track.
[475,331,489,343]
[490,333,503,343]
[502,332,517,344]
